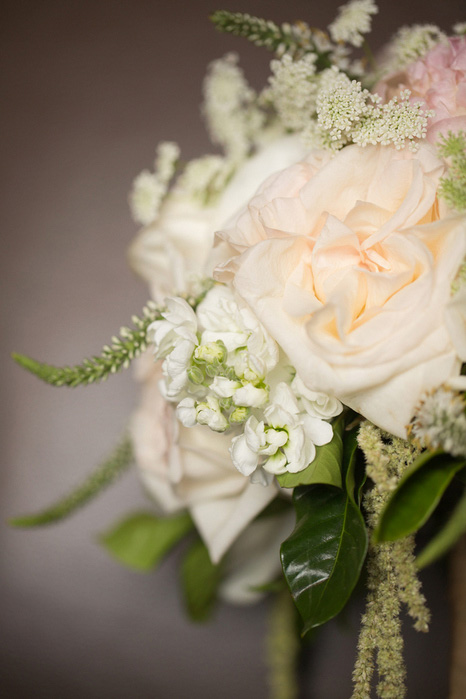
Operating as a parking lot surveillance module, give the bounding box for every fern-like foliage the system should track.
[210,10,328,63]
[10,434,133,527]
[12,300,162,387]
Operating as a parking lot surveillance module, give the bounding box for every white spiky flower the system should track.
[411,387,466,458]
[202,53,264,161]
[263,53,319,131]
[328,0,378,48]
[388,24,446,69]
[129,141,179,225]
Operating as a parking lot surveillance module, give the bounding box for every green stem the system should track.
[266,590,300,699]
[362,39,377,72]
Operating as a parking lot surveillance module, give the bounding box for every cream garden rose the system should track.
[129,136,308,301]
[214,142,466,437]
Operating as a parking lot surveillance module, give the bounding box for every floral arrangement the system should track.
[11,2,466,697]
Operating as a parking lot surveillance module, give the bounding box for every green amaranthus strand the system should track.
[12,300,161,387]
[437,131,466,212]
[10,434,133,527]
[210,10,331,66]
[352,424,430,699]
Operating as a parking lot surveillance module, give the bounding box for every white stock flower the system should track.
[230,383,334,482]
[148,296,197,359]
[292,374,343,419]
[131,355,279,564]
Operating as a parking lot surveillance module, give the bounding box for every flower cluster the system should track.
[202,53,265,163]
[328,0,378,48]
[410,387,466,457]
[148,284,341,485]
[316,70,434,150]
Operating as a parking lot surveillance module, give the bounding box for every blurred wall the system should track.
[1,1,463,696]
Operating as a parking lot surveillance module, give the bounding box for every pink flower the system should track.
[375,37,466,143]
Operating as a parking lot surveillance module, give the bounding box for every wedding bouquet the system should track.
[12,2,466,697]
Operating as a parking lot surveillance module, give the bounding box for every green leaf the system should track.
[374,451,466,543]
[416,488,466,569]
[277,415,344,489]
[9,435,133,527]
[11,300,161,388]
[344,426,366,506]
[181,538,223,622]
[281,485,368,633]
[100,511,193,572]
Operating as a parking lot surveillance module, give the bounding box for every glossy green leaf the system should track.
[416,488,466,569]
[374,451,466,543]
[281,485,368,633]
[277,415,344,489]
[181,538,222,622]
[343,426,365,506]
[100,511,193,571]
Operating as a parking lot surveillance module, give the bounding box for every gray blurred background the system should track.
[1,1,463,696]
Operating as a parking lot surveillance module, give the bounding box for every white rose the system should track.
[215,143,466,437]
[128,136,309,301]
[130,354,278,563]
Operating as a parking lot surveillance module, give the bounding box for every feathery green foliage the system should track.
[438,131,466,212]
[10,434,133,527]
[210,11,331,66]
[12,301,162,387]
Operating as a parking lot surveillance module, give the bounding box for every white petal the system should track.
[230,434,259,476]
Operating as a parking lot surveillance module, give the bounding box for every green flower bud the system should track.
[187,365,205,385]
[194,340,227,364]
[230,406,250,424]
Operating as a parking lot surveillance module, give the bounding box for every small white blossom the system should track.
[148,297,198,360]
[317,69,370,142]
[196,395,230,432]
[230,383,334,483]
[411,387,466,457]
[316,71,433,151]
[453,23,466,36]
[292,374,343,419]
[233,383,269,408]
[387,25,446,70]
[176,397,197,427]
[328,0,378,48]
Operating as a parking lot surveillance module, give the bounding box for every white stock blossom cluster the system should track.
[202,53,265,162]
[411,387,466,458]
[328,0,378,48]
[129,141,180,225]
[387,24,446,70]
[148,284,342,485]
[316,69,433,151]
